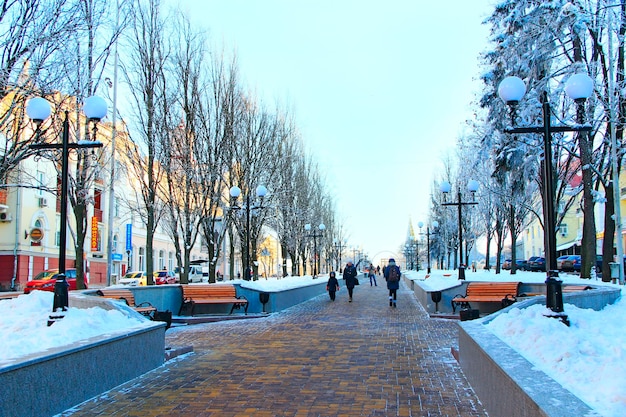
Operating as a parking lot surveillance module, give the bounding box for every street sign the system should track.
[30,227,44,242]
[125,224,132,251]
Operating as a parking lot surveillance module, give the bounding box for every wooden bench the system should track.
[180,284,248,315]
[0,292,19,301]
[452,282,521,313]
[96,289,157,317]
[563,285,593,293]
[521,285,594,297]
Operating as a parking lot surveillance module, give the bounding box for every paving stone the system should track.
[60,280,488,417]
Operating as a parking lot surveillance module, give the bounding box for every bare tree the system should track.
[122,0,169,284]
[0,0,86,184]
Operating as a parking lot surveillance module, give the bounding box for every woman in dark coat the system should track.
[342,261,358,302]
[327,271,340,301]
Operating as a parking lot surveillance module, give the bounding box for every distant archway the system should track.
[370,250,401,266]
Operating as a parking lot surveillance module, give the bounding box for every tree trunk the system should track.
[509,204,518,275]
[602,181,616,282]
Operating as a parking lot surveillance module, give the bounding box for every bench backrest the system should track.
[465,282,520,297]
[182,284,237,299]
[97,289,136,306]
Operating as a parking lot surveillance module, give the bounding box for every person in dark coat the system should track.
[384,258,401,307]
[342,260,358,302]
[326,271,340,301]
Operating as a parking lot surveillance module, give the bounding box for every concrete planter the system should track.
[0,296,166,417]
[235,279,330,313]
[457,287,620,417]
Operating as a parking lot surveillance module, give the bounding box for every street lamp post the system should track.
[403,244,411,270]
[440,180,479,278]
[27,96,107,325]
[498,72,593,324]
[418,220,439,274]
[305,223,325,277]
[230,185,267,281]
[412,236,420,272]
[333,239,346,271]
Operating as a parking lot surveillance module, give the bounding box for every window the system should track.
[37,171,45,197]
[158,250,165,270]
[93,189,103,222]
[138,247,145,270]
[558,224,568,237]
[113,234,118,252]
[168,251,175,271]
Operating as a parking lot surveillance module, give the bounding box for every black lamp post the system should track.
[305,223,325,277]
[418,220,438,274]
[230,184,267,281]
[411,237,419,271]
[498,72,593,324]
[403,244,411,270]
[27,96,107,325]
[440,180,479,278]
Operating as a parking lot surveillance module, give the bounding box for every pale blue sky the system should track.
[172,0,494,265]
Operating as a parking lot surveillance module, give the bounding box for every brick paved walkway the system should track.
[61,279,488,417]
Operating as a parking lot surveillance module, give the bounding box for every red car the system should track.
[153,270,177,285]
[24,268,87,294]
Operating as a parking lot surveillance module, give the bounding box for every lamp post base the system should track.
[545,272,570,326]
[48,275,69,326]
[543,311,570,326]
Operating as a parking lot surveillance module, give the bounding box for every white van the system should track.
[174,265,205,283]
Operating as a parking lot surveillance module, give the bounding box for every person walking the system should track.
[343,260,358,302]
[384,258,401,307]
[326,271,340,301]
[368,263,377,286]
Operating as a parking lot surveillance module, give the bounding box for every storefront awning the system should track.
[556,241,580,251]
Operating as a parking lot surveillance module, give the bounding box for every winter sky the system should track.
[169,0,494,264]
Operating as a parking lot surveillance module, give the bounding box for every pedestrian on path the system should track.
[327,271,340,301]
[343,260,358,302]
[368,263,377,286]
[384,258,401,307]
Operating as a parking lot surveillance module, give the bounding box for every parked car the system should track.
[154,270,177,285]
[556,255,570,270]
[560,255,581,272]
[24,268,86,294]
[528,256,546,272]
[119,271,147,286]
[502,259,512,270]
[515,259,529,271]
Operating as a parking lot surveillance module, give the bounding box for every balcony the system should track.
[94,207,103,223]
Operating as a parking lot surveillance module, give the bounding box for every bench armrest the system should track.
[136,301,155,309]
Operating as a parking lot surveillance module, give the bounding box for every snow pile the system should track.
[409,269,626,416]
[487,300,626,417]
[0,291,151,365]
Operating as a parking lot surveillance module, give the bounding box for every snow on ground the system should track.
[2,269,625,416]
[406,268,625,417]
